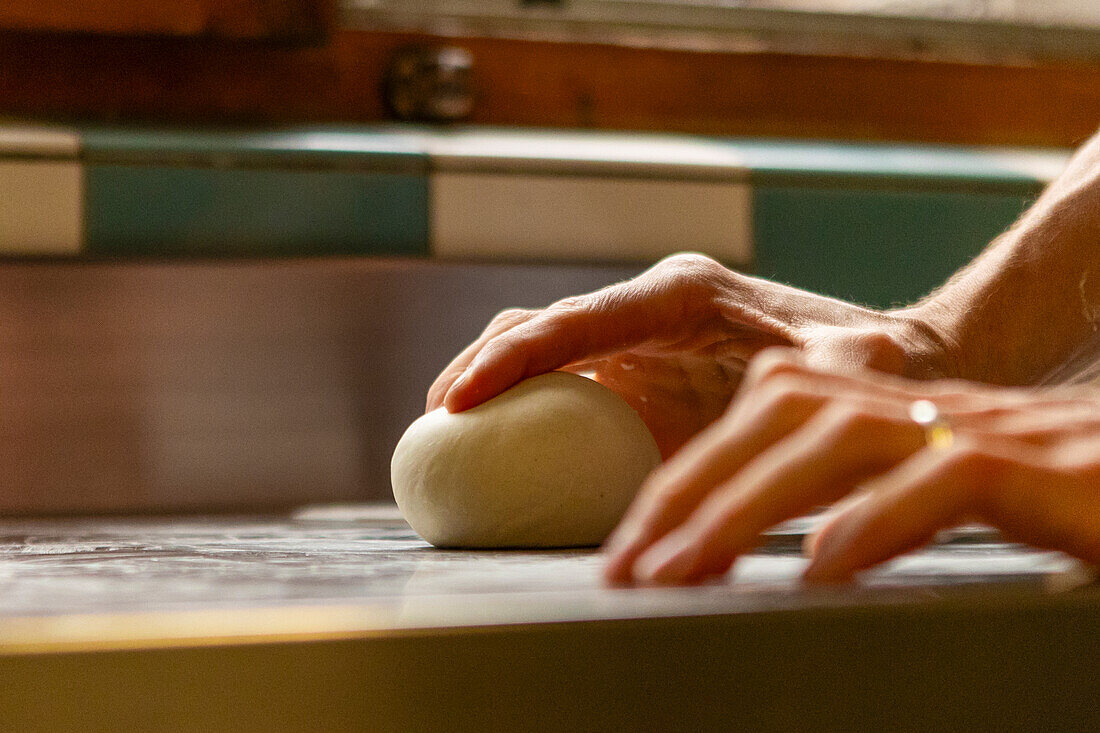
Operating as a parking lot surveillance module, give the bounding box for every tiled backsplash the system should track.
[0,124,1074,511]
[0,123,1069,307]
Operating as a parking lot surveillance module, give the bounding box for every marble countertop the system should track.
[0,503,1089,651]
[1,504,1097,731]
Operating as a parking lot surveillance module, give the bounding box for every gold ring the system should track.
[909,399,954,450]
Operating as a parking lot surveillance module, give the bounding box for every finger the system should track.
[737,347,934,410]
[442,288,680,412]
[803,443,1002,582]
[803,326,912,374]
[965,407,1100,447]
[742,350,1094,457]
[740,348,1030,420]
[629,403,925,585]
[592,355,742,459]
[425,308,537,412]
[963,441,1100,563]
[802,490,872,557]
[603,362,917,584]
[603,373,831,584]
[443,253,768,412]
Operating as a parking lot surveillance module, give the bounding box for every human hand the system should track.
[427,254,950,458]
[603,348,1100,585]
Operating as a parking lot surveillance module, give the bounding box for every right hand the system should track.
[603,348,1100,586]
[426,253,953,459]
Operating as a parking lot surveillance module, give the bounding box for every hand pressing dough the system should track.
[391,371,661,548]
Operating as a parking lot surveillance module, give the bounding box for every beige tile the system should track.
[431,172,753,266]
[0,161,83,255]
[984,149,1071,183]
[428,128,749,179]
[0,125,80,157]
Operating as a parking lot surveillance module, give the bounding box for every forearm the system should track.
[900,130,1100,385]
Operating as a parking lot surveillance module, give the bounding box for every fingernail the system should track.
[802,529,824,557]
[602,521,640,556]
[802,529,851,583]
[802,556,834,582]
[633,541,694,585]
[803,559,850,584]
[451,369,471,391]
[602,554,636,586]
[444,371,473,411]
[601,541,639,585]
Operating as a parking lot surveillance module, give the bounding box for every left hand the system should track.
[604,348,1100,585]
[425,254,949,459]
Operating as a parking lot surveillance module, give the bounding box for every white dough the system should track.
[391,371,662,548]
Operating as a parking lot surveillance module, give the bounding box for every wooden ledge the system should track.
[0,28,1097,146]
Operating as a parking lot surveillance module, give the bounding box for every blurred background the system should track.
[0,0,1096,514]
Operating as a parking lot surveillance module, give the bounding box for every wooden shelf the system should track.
[0,0,333,41]
[0,27,1097,146]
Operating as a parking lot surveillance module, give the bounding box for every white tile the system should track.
[0,161,83,255]
[984,149,1071,183]
[431,171,753,266]
[0,125,80,157]
[428,128,749,179]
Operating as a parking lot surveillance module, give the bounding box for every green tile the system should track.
[86,164,429,257]
[753,186,1032,308]
[723,138,1068,192]
[81,126,430,172]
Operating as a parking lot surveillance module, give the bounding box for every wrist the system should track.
[886,304,964,380]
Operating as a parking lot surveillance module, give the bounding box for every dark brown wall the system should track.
[0,0,333,39]
[0,258,640,514]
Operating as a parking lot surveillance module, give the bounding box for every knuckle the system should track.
[745,347,803,386]
[545,291,616,319]
[942,445,983,474]
[1003,426,1051,447]
[479,333,525,363]
[856,330,907,373]
[858,329,904,356]
[938,439,1006,483]
[754,373,814,414]
[491,307,533,327]
[646,483,692,518]
[548,295,587,312]
[651,253,729,296]
[971,405,1018,422]
[815,402,874,439]
[1049,446,1098,472]
[656,252,723,276]
[629,480,688,530]
[546,280,638,322]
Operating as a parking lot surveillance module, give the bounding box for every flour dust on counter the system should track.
[0,506,1086,634]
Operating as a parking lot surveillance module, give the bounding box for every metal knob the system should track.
[383,46,475,123]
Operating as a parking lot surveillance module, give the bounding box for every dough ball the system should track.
[391,371,661,548]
